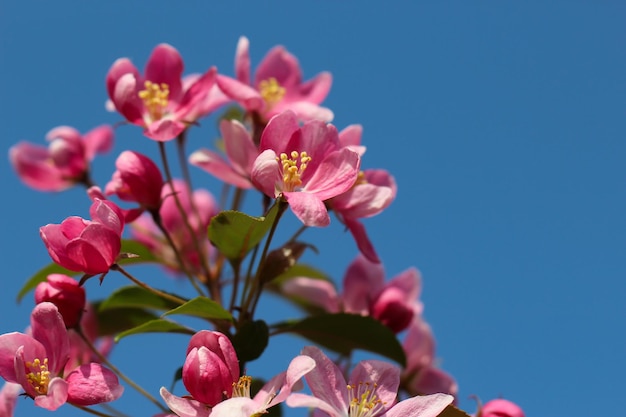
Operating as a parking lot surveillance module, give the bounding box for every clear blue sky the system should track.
[1,2,625,417]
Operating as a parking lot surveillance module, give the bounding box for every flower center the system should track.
[277,151,311,192]
[138,80,170,121]
[258,77,286,108]
[231,375,252,398]
[25,357,51,395]
[347,382,385,417]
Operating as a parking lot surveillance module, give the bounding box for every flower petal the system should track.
[30,302,70,375]
[283,192,330,227]
[160,387,211,417]
[66,363,124,405]
[386,393,454,417]
[33,377,68,411]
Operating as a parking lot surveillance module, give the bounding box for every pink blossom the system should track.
[105,150,164,211]
[210,355,315,417]
[401,318,458,399]
[218,36,333,122]
[283,255,421,333]
[34,274,86,328]
[106,43,217,142]
[0,382,20,417]
[131,180,216,274]
[40,199,125,275]
[251,111,361,227]
[9,125,113,191]
[0,303,123,411]
[476,399,525,417]
[287,346,454,417]
[189,118,258,189]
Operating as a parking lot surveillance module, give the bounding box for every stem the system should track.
[112,264,186,305]
[288,224,308,243]
[72,404,117,417]
[75,328,169,413]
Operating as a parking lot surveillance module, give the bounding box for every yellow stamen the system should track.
[277,151,311,192]
[138,80,170,120]
[347,382,385,417]
[258,77,286,108]
[231,375,252,398]
[25,357,51,395]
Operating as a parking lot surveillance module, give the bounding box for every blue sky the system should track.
[1,2,625,416]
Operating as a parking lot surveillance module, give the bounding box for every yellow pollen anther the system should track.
[138,80,170,120]
[347,382,385,417]
[258,77,286,108]
[276,151,311,192]
[231,375,252,398]
[25,357,51,395]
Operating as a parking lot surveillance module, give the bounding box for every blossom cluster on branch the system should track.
[2,37,524,417]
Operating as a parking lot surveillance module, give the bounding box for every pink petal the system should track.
[283,192,330,227]
[297,71,332,104]
[273,100,334,122]
[30,302,70,375]
[409,366,458,398]
[386,393,454,417]
[144,119,186,142]
[66,225,121,274]
[343,217,380,263]
[211,397,257,417]
[281,277,340,312]
[268,354,315,405]
[343,254,385,314]
[251,149,282,198]
[388,268,422,305]
[302,148,360,201]
[333,182,394,219]
[350,359,400,411]
[235,36,251,85]
[45,126,82,143]
[112,73,144,124]
[0,333,44,383]
[259,110,300,152]
[65,363,124,405]
[145,44,183,101]
[481,399,525,417]
[0,382,21,417]
[106,58,140,102]
[298,346,348,414]
[90,199,124,234]
[254,45,302,89]
[216,75,264,111]
[338,124,363,147]
[189,149,253,189]
[9,142,70,191]
[176,67,217,120]
[221,119,259,176]
[82,125,114,161]
[160,387,211,417]
[34,377,68,411]
[39,224,84,272]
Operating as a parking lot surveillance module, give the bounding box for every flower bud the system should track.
[372,286,415,333]
[479,399,525,417]
[105,151,164,210]
[35,274,86,327]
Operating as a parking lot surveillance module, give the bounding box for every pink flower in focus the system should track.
[218,36,333,122]
[283,254,421,333]
[131,179,216,274]
[401,318,458,400]
[105,150,164,212]
[251,111,361,227]
[34,274,86,328]
[0,303,123,411]
[210,355,315,417]
[476,399,525,417]
[9,125,113,191]
[189,118,259,189]
[0,382,20,417]
[287,346,454,417]
[40,199,125,275]
[106,43,217,142]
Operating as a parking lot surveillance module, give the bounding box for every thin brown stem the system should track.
[112,264,186,306]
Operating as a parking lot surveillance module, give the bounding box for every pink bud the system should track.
[105,151,164,210]
[35,274,86,328]
[480,399,525,417]
[372,286,415,333]
[187,330,239,384]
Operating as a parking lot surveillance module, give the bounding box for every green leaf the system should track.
[208,204,279,262]
[95,306,161,336]
[162,296,233,321]
[275,313,406,366]
[99,286,182,311]
[115,318,195,342]
[272,263,330,285]
[17,239,158,302]
[233,320,269,362]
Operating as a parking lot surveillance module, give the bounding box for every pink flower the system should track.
[131,180,216,274]
[218,36,333,122]
[189,119,258,189]
[476,399,525,417]
[106,43,217,142]
[283,255,421,333]
[0,303,123,411]
[287,346,454,417]
[401,318,458,399]
[331,169,397,263]
[105,150,164,211]
[0,382,20,417]
[9,125,113,191]
[40,199,125,275]
[34,274,86,328]
[210,355,315,417]
[251,111,361,227]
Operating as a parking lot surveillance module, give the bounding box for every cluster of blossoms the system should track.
[3,37,524,417]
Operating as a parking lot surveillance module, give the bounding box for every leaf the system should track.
[17,239,158,302]
[208,204,279,262]
[115,318,195,342]
[162,297,233,321]
[95,306,162,336]
[233,320,269,362]
[275,313,406,366]
[439,405,472,417]
[99,286,182,311]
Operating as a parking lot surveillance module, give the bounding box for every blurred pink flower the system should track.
[287,346,453,417]
[106,43,216,141]
[476,399,525,417]
[10,125,113,191]
[0,382,20,417]
[251,111,360,227]
[34,274,86,328]
[218,36,333,122]
[0,303,123,411]
[40,199,124,275]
